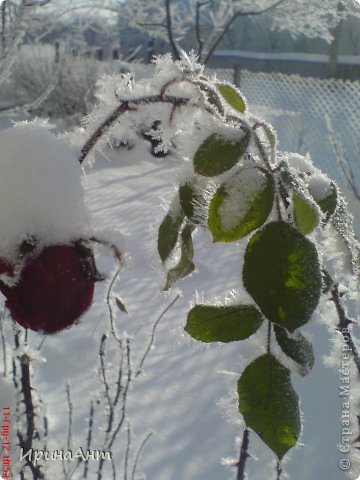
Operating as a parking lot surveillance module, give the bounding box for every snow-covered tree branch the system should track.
[114,0,360,63]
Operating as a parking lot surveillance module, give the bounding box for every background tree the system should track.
[112,0,360,63]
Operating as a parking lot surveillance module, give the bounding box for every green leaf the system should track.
[179,183,196,219]
[217,84,246,113]
[208,168,274,242]
[238,353,301,459]
[315,182,337,223]
[196,80,225,116]
[243,221,321,332]
[185,304,263,343]
[274,325,315,375]
[164,224,195,290]
[193,132,250,177]
[255,123,277,163]
[293,193,319,235]
[158,207,184,263]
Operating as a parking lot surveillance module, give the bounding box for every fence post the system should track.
[96,48,103,61]
[54,41,60,64]
[234,65,241,88]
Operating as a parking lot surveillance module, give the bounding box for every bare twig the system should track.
[124,423,131,480]
[331,283,360,374]
[0,308,7,377]
[36,336,46,351]
[266,321,272,354]
[131,432,153,480]
[1,1,6,51]
[17,352,45,479]
[99,334,116,436]
[83,401,95,479]
[106,266,123,343]
[135,294,180,378]
[236,428,250,480]
[62,383,73,478]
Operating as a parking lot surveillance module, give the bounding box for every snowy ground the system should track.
[0,68,359,480]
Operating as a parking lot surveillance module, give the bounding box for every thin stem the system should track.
[275,193,282,221]
[66,383,73,452]
[63,383,73,478]
[1,308,7,377]
[331,283,360,374]
[79,94,189,164]
[99,335,114,432]
[236,428,250,480]
[276,461,282,480]
[36,336,46,351]
[124,423,131,480]
[252,129,272,172]
[1,1,6,52]
[17,352,45,479]
[267,321,272,354]
[106,266,123,343]
[83,401,94,479]
[165,0,180,60]
[135,294,180,377]
[131,432,153,480]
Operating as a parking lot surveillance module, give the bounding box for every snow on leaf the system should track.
[208,167,274,242]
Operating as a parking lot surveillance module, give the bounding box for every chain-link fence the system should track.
[211,69,360,191]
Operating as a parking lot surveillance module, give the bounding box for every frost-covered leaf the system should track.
[293,193,319,235]
[164,224,195,290]
[158,207,184,263]
[185,304,263,343]
[274,325,315,375]
[193,132,250,177]
[243,222,321,332]
[179,181,204,224]
[255,123,277,163]
[217,84,246,113]
[238,353,301,460]
[196,80,225,116]
[208,168,274,242]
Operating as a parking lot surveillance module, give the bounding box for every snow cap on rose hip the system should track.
[0,121,90,261]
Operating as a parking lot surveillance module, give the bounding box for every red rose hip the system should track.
[0,244,100,334]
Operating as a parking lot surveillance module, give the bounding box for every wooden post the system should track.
[234,65,241,88]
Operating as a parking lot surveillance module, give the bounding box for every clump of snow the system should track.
[286,152,315,175]
[307,173,333,201]
[0,121,89,260]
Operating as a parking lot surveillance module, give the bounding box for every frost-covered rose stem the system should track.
[79,94,190,164]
